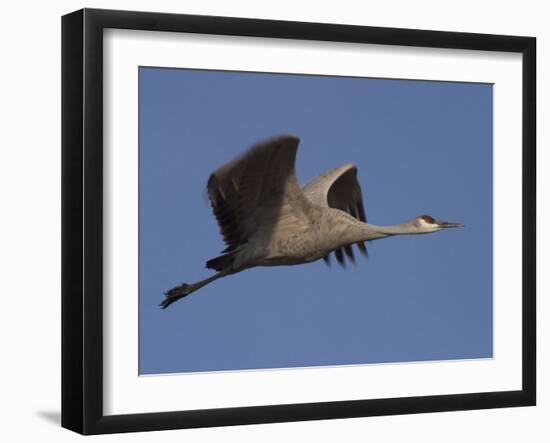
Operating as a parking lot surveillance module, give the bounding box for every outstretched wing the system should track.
[302,163,368,267]
[207,135,307,252]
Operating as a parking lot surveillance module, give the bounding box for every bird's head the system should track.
[414,214,464,233]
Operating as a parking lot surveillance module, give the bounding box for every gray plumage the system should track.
[161,134,463,309]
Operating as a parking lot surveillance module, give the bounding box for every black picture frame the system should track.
[62,8,536,435]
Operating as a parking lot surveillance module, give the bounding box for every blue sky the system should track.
[139,67,493,375]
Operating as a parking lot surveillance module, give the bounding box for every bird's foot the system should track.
[159,282,194,309]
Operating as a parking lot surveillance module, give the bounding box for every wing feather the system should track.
[207,135,305,251]
[302,163,369,267]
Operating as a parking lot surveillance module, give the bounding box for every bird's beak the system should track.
[436,220,464,228]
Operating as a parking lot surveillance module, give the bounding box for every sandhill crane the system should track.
[160,135,463,309]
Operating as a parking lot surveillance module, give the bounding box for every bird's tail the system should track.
[205,252,236,272]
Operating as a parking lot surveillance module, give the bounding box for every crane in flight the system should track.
[160,135,463,309]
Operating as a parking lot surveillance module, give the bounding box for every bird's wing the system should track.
[302,163,368,267]
[207,135,306,252]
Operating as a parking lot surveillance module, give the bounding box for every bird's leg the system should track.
[160,270,229,309]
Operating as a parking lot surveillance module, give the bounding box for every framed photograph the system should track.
[61,8,536,435]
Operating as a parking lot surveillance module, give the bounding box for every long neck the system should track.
[365,222,420,237]
[339,216,420,244]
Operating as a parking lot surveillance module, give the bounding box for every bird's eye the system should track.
[421,215,434,224]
